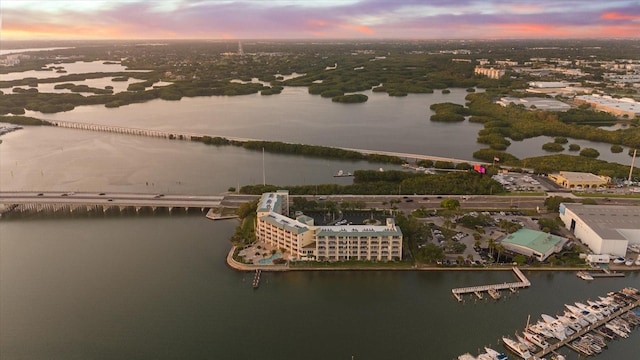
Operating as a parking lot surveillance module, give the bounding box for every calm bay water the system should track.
[1,62,638,359]
[1,216,638,359]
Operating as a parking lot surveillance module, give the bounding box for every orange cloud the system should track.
[340,24,374,35]
[601,12,640,21]
[493,23,570,37]
[601,24,640,37]
[2,23,127,40]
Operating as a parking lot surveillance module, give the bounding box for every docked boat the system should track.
[587,300,612,316]
[488,288,501,300]
[476,352,494,360]
[575,302,604,320]
[502,337,531,359]
[636,254,640,266]
[563,310,589,327]
[605,323,629,338]
[527,322,554,338]
[523,330,549,349]
[514,332,537,352]
[484,347,508,360]
[458,353,477,360]
[613,256,626,264]
[625,258,634,266]
[540,314,571,340]
[565,304,598,324]
[576,271,594,280]
[556,314,582,332]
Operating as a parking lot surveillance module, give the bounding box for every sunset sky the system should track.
[2,0,639,40]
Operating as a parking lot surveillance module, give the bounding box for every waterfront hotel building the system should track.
[255,191,403,261]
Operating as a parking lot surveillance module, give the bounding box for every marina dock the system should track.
[456,288,640,360]
[252,270,261,289]
[451,267,530,302]
[531,290,639,359]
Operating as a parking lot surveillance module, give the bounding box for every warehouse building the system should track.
[558,203,640,256]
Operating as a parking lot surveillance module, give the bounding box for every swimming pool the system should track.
[258,253,282,265]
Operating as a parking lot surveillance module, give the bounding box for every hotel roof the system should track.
[258,192,284,214]
[316,225,402,237]
[561,203,640,241]
[260,212,311,235]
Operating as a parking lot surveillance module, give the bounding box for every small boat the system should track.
[576,271,594,280]
[484,347,508,360]
[613,256,626,264]
[488,288,501,300]
[333,170,353,177]
[625,258,634,266]
[502,337,531,359]
[636,254,640,266]
[458,354,477,360]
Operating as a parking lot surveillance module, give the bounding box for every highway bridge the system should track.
[0,191,224,215]
[48,120,482,165]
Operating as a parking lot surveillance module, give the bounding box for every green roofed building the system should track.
[500,228,568,262]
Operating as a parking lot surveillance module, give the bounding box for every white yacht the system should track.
[575,302,604,320]
[556,314,582,332]
[528,321,554,338]
[565,304,598,324]
[484,347,509,360]
[502,337,531,359]
[515,332,537,352]
[563,311,589,327]
[605,323,629,338]
[587,300,612,316]
[523,330,549,349]
[597,296,620,311]
[540,314,571,340]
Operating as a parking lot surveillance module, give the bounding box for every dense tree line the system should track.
[240,171,505,196]
[0,115,52,126]
[465,93,640,149]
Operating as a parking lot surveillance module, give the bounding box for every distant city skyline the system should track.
[1,0,639,41]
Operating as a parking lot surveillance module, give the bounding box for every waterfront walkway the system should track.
[48,120,482,165]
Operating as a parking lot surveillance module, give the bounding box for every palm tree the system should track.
[487,238,496,260]
[495,244,505,263]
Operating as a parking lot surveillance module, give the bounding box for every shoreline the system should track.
[226,245,640,273]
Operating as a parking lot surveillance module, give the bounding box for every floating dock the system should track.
[252,269,261,289]
[452,267,530,302]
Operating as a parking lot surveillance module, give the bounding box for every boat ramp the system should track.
[451,267,530,302]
